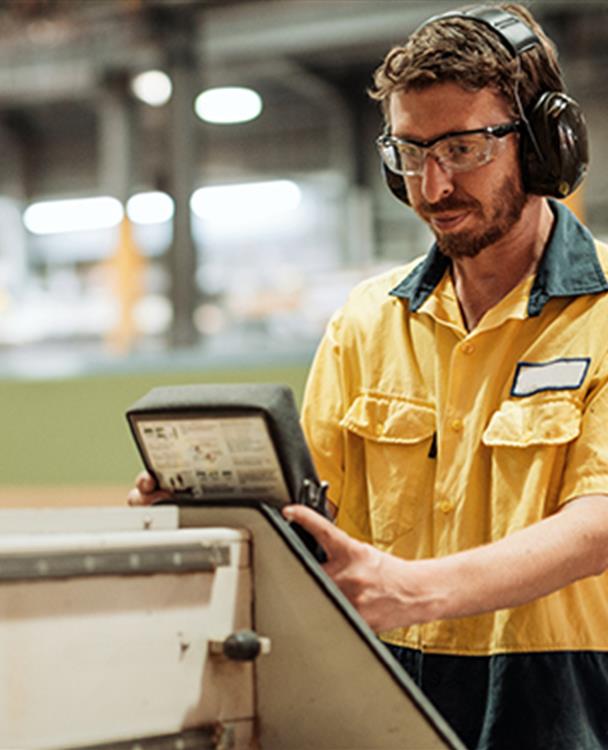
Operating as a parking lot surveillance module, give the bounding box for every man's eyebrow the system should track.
[390,122,470,139]
[390,124,498,146]
[390,128,432,141]
[389,128,460,145]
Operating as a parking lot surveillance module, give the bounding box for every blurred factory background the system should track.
[0,0,606,501]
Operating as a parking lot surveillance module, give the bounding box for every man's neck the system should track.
[451,198,554,331]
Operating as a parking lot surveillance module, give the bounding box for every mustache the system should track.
[418,196,480,215]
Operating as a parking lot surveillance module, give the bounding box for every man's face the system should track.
[389,83,527,259]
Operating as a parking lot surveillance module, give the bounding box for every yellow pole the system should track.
[106,216,145,354]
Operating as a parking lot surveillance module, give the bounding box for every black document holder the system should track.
[126,383,328,512]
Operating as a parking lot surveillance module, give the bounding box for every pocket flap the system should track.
[482,399,581,447]
[340,394,435,444]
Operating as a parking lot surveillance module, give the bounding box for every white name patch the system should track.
[511,358,590,397]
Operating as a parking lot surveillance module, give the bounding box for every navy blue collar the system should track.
[390,200,608,317]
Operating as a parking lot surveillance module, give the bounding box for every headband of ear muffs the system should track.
[381,5,589,205]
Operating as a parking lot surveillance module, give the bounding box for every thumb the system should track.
[282,504,350,560]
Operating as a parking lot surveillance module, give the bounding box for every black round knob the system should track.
[222,629,262,661]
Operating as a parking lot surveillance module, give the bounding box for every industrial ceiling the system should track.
[0,0,606,221]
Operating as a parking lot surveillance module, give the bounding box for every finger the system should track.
[127,488,144,506]
[127,487,171,506]
[282,504,332,533]
[135,471,157,493]
[282,504,350,558]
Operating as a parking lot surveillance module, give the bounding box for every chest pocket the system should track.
[482,398,581,447]
[340,394,436,545]
[481,398,582,525]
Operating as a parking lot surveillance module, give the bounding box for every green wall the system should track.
[0,364,310,486]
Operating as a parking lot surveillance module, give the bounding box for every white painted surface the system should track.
[0,523,253,749]
[0,505,179,534]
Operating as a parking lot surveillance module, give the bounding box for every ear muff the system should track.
[521,91,589,198]
[380,6,589,205]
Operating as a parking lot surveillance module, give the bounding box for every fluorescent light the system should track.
[127,191,174,225]
[23,197,124,235]
[131,70,172,107]
[24,181,300,237]
[191,180,301,223]
[194,86,262,124]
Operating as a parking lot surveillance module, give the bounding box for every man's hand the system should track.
[284,495,608,634]
[127,471,171,506]
[282,504,435,633]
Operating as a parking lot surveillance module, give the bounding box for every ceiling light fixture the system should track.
[194,86,263,124]
[190,180,301,223]
[23,197,124,235]
[127,191,175,225]
[131,70,173,107]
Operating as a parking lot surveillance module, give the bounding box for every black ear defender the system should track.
[381,5,589,205]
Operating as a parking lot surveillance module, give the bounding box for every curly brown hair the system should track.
[370,3,565,123]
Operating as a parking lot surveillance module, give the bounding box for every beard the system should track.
[415,174,527,259]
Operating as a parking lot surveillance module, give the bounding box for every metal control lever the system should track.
[289,478,330,563]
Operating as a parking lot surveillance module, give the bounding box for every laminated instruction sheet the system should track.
[135,415,291,504]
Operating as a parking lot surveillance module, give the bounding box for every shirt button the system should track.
[375,421,384,436]
[461,342,475,355]
[450,418,463,432]
[439,500,454,514]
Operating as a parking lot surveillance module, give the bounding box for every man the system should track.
[285,4,608,749]
[131,4,608,748]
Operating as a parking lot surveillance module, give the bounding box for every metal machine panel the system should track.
[180,504,465,750]
[0,504,464,750]
[0,522,253,750]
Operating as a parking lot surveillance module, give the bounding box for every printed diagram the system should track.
[138,415,290,503]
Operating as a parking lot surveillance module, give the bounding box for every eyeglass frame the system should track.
[376,121,522,177]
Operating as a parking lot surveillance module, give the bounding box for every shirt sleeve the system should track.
[559,352,608,504]
[301,308,347,508]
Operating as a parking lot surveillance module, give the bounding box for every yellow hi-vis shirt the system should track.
[302,200,608,656]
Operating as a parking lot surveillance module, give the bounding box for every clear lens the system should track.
[378,141,402,173]
[434,133,494,171]
[378,131,498,176]
[398,143,425,175]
